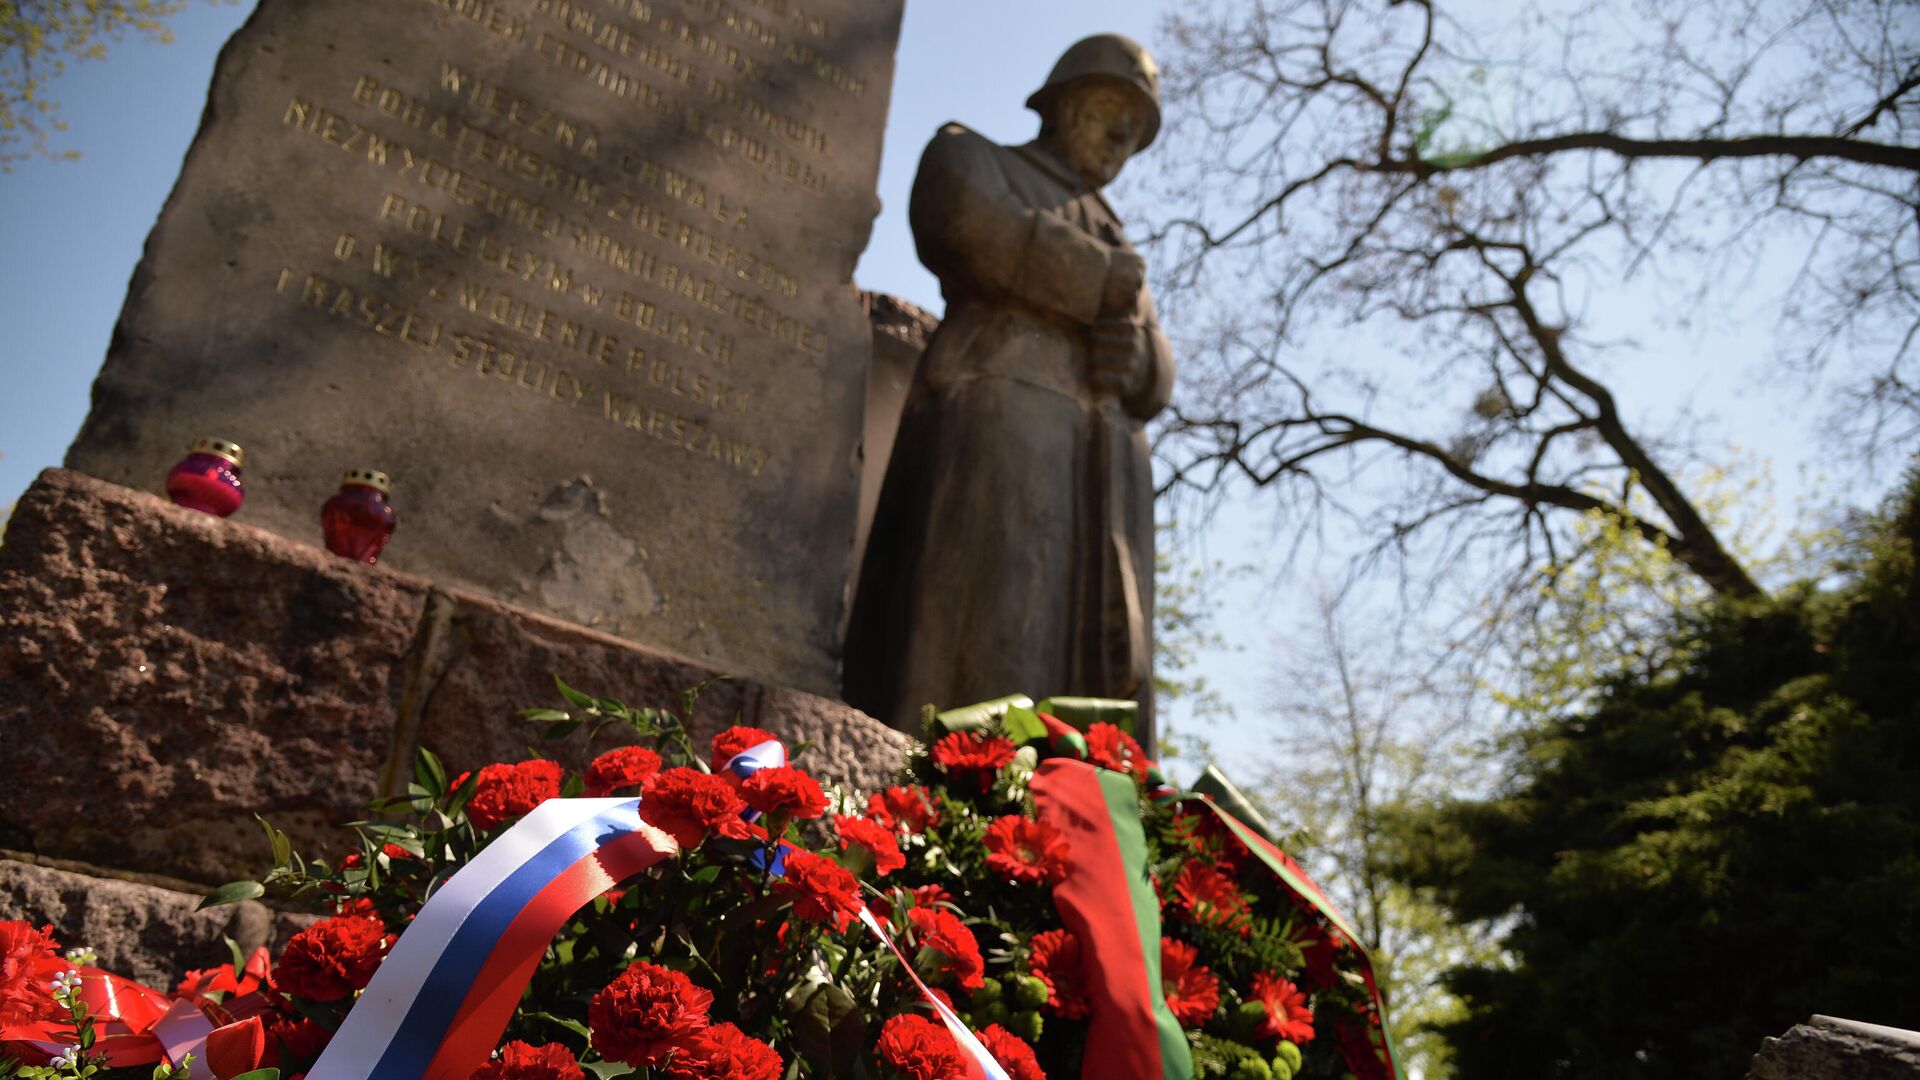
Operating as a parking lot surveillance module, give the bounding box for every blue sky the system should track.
[0,0,1894,782]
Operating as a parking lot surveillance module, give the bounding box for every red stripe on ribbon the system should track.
[418,822,678,1080]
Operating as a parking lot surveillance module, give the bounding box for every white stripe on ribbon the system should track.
[308,798,639,1080]
[857,906,1012,1080]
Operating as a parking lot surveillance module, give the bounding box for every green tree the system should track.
[1387,464,1920,1077]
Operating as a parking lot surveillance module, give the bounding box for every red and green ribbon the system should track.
[1030,758,1195,1080]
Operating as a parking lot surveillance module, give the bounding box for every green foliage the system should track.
[1391,465,1920,1077]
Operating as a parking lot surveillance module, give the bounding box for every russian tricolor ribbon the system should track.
[308,798,676,1080]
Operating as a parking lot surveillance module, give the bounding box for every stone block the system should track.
[0,854,312,989]
[409,586,911,795]
[0,469,427,884]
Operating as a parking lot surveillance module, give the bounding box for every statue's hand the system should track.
[1088,316,1144,397]
[1100,250,1147,316]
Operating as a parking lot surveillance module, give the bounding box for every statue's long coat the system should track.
[845,123,1174,747]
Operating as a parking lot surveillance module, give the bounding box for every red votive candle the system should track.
[164,438,246,517]
[321,467,397,564]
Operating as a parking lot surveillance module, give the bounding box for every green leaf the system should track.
[256,816,292,868]
[1033,695,1137,734]
[518,707,572,723]
[935,694,1034,733]
[414,747,448,795]
[523,1010,592,1038]
[225,1070,280,1080]
[1002,705,1049,745]
[581,1063,634,1080]
[555,676,596,711]
[198,880,265,910]
[787,981,866,1076]
[225,935,246,979]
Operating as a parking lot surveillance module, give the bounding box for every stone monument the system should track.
[65,0,905,697]
[844,34,1174,749]
[3,0,915,979]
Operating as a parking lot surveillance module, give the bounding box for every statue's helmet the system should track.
[1025,33,1162,151]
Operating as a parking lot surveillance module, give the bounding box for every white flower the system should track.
[49,1043,82,1069]
[49,968,82,994]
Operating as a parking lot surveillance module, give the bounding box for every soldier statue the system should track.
[846,34,1174,750]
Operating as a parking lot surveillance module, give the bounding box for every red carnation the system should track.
[585,746,663,797]
[867,786,941,834]
[273,914,389,1002]
[874,1013,967,1080]
[906,906,984,992]
[1172,861,1251,935]
[1084,723,1149,782]
[890,883,953,910]
[930,731,1016,789]
[834,814,906,876]
[1159,938,1220,1027]
[380,842,417,861]
[775,849,864,932]
[976,1024,1046,1080]
[466,760,565,831]
[1027,928,1089,1019]
[471,1040,586,1080]
[1249,972,1315,1044]
[661,1021,782,1080]
[642,768,756,850]
[982,815,1071,886]
[268,1014,332,1060]
[710,725,779,770]
[739,766,829,820]
[1332,1013,1394,1080]
[589,962,713,1067]
[0,921,63,1026]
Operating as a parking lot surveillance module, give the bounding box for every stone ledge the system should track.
[0,857,313,989]
[1,469,909,886]
[1749,1014,1920,1079]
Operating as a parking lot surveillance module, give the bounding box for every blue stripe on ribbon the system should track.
[368,799,642,1079]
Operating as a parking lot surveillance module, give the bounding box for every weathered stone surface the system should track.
[67,0,906,698]
[852,291,936,606]
[1748,1015,1920,1079]
[0,854,313,988]
[0,470,910,888]
[410,586,910,795]
[0,470,427,883]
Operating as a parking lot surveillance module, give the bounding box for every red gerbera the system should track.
[906,906,984,992]
[775,850,863,932]
[589,962,713,1067]
[466,760,565,831]
[834,814,906,876]
[470,1041,585,1080]
[584,746,663,797]
[867,786,941,834]
[1159,938,1220,1027]
[273,914,389,1002]
[975,1025,1046,1080]
[1172,861,1251,935]
[642,768,757,850]
[930,731,1016,789]
[739,766,829,820]
[1249,972,1315,1044]
[0,921,63,1026]
[1084,723,1149,782]
[981,815,1071,886]
[709,725,780,771]
[1027,928,1089,1019]
[661,1021,782,1080]
[874,1013,967,1080]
